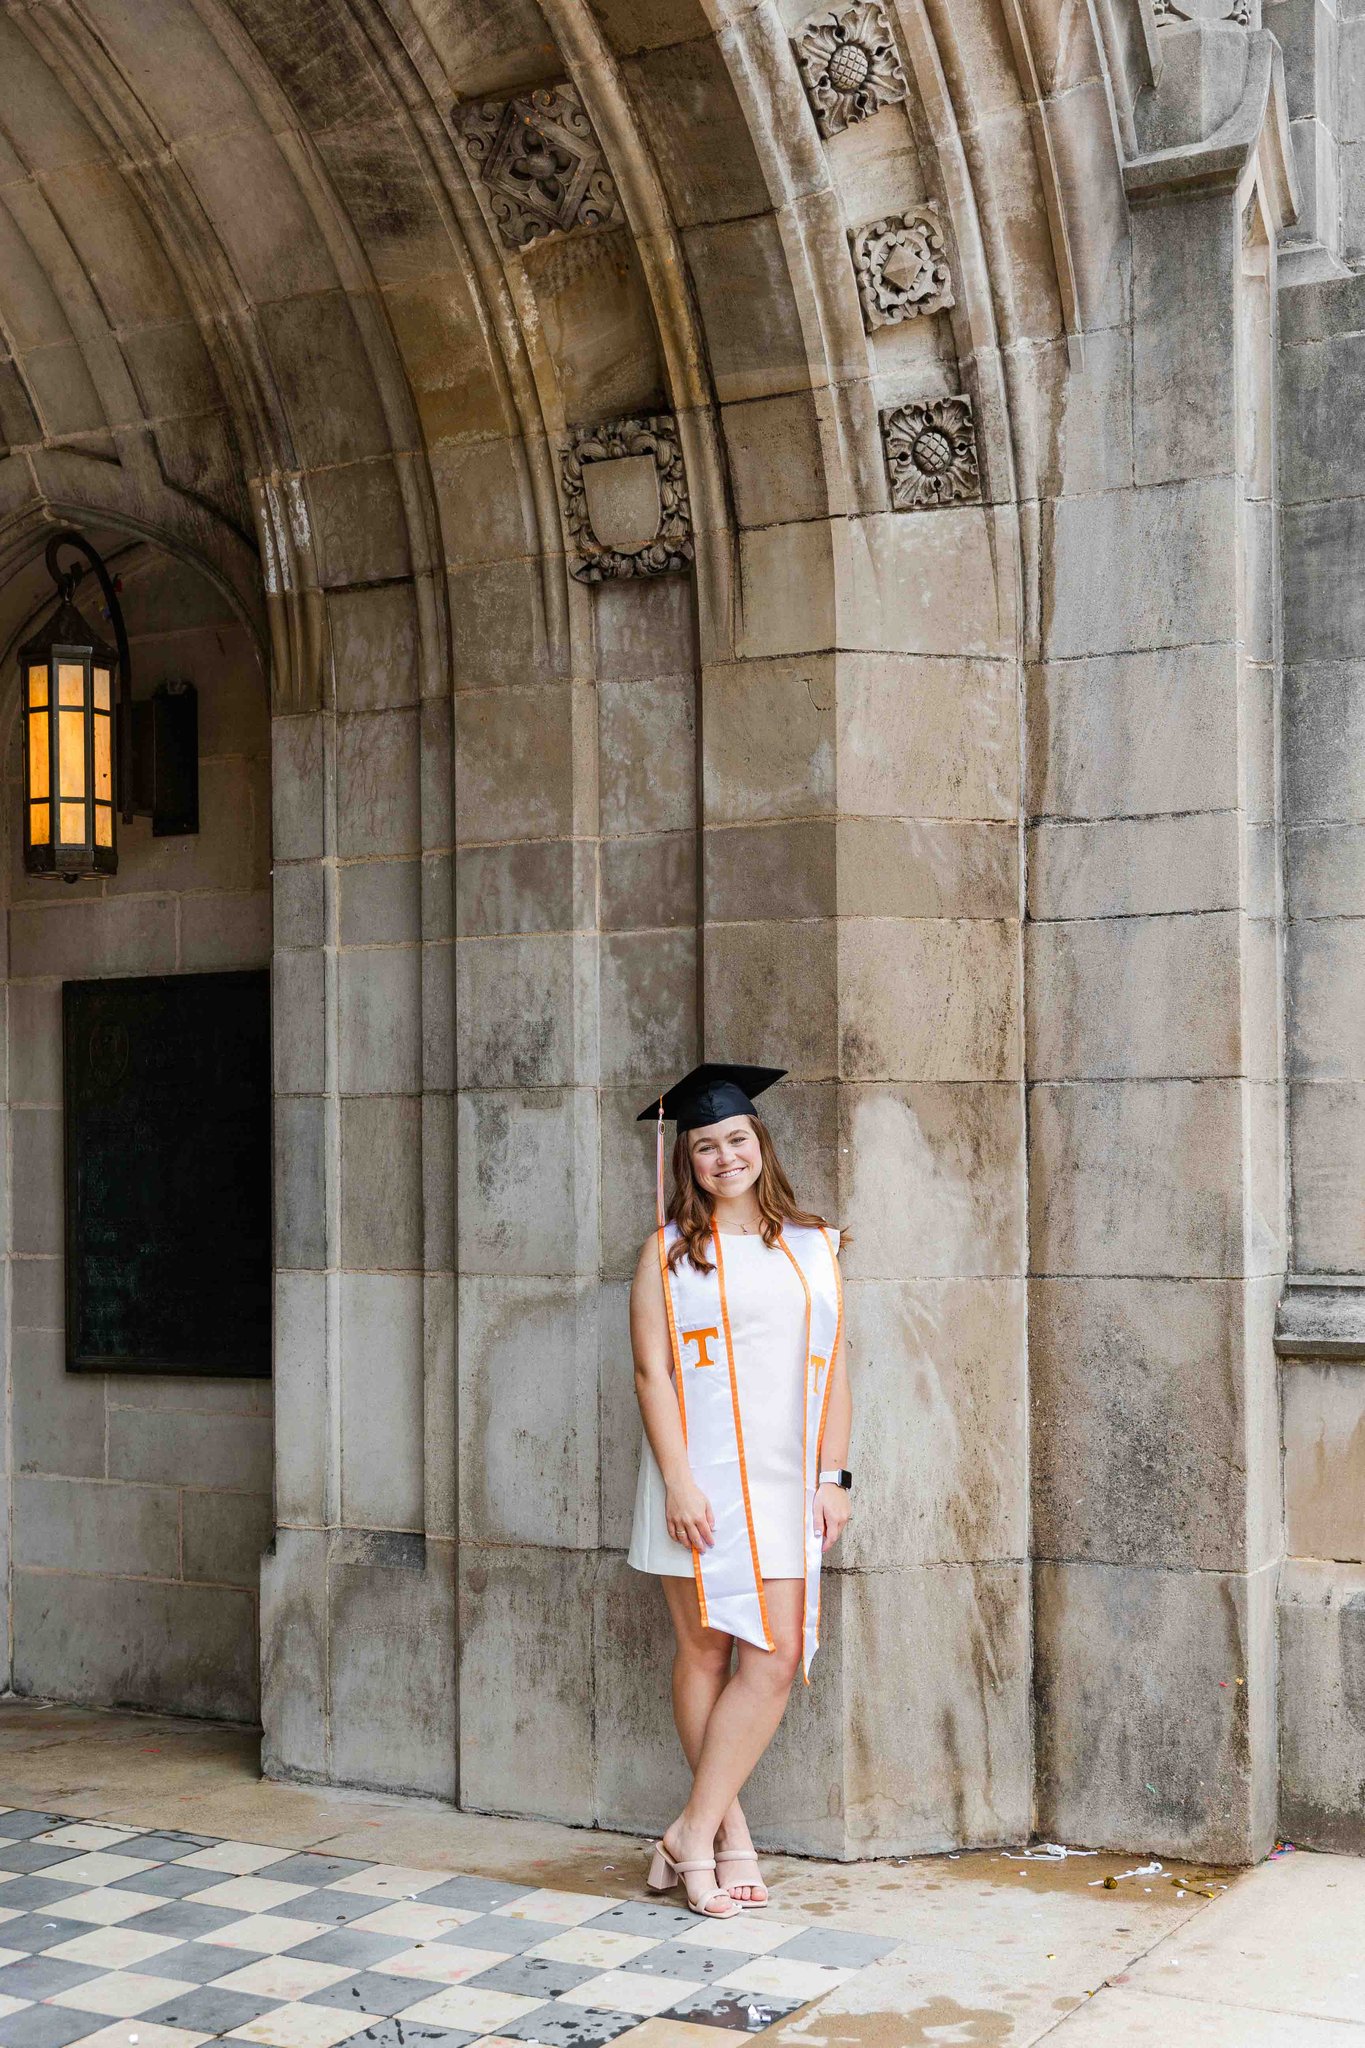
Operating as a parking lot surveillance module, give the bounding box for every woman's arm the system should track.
[813,1319,852,1553]
[629,1237,716,1551]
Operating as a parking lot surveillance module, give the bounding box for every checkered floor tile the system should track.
[0,1809,896,2047]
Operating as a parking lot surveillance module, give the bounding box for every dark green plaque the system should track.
[64,970,271,1376]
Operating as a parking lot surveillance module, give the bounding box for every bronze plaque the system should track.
[64,970,271,1375]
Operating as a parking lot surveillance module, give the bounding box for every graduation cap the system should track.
[637,1062,786,1133]
[640,1063,786,1227]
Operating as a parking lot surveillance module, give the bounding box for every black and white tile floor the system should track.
[0,1809,896,2048]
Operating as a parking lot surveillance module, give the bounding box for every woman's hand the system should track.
[666,1473,716,1552]
[814,1482,851,1554]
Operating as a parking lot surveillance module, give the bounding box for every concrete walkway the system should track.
[0,1703,1357,2045]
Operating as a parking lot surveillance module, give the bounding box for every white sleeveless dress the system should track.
[628,1230,837,1581]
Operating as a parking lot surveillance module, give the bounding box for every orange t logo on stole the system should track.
[681,1326,720,1368]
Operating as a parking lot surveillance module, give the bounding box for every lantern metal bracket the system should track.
[45,531,134,825]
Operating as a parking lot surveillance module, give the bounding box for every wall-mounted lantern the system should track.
[18,530,198,883]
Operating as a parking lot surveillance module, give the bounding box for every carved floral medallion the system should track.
[451,83,623,251]
[882,395,980,510]
[792,0,909,137]
[851,210,954,330]
[561,416,694,581]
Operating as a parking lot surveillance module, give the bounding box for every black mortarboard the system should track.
[637,1062,786,1133]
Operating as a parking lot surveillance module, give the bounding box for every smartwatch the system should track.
[818,1468,853,1491]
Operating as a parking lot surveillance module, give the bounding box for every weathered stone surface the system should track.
[839,919,1020,1083]
[12,1474,179,1578]
[459,1546,595,1824]
[14,1571,257,1722]
[457,1087,592,1278]
[1026,912,1242,1080]
[329,1535,456,1799]
[458,1276,597,1548]
[1278,1560,1365,1854]
[339,1273,424,1531]
[1284,1364,1365,1564]
[107,1407,273,1492]
[1035,1558,1278,1860]
[840,1082,1025,1279]
[1029,644,1239,820]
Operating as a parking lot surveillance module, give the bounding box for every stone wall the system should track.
[0,545,272,1722]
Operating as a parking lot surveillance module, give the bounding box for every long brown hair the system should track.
[665,1114,841,1272]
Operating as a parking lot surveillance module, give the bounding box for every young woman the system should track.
[627,1063,853,1919]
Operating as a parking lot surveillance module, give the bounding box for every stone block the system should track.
[1029,643,1239,820]
[274,1094,327,1271]
[1288,822,1365,918]
[14,1570,258,1722]
[455,839,578,937]
[520,224,661,423]
[271,715,325,863]
[328,583,420,713]
[701,654,834,826]
[457,1087,592,1278]
[180,891,272,970]
[682,213,808,403]
[1027,912,1242,1081]
[450,558,555,690]
[1283,499,1365,664]
[1028,814,1240,921]
[12,1256,61,1332]
[1031,1277,1274,1573]
[176,127,339,298]
[458,1276,597,1549]
[107,1405,273,1493]
[1132,191,1235,486]
[458,1545,595,1824]
[336,708,421,859]
[600,929,697,1086]
[836,819,1017,921]
[705,918,836,1080]
[456,932,583,1087]
[625,36,771,226]
[340,1096,422,1270]
[329,1534,456,1799]
[339,1273,424,1531]
[456,687,576,844]
[597,1281,639,1550]
[1034,1557,1278,1860]
[261,1525,328,1779]
[8,981,60,1101]
[1030,1079,1247,1278]
[600,832,696,932]
[1282,329,1365,510]
[1284,1364,1365,1563]
[8,897,177,981]
[1047,479,1236,659]
[599,674,695,837]
[1286,662,1365,824]
[11,1104,59,1255]
[383,270,506,450]
[592,1553,694,1835]
[338,945,422,1094]
[722,391,827,529]
[736,519,835,658]
[1290,1080,1365,1270]
[704,820,835,923]
[842,1277,1026,1568]
[108,757,266,898]
[594,573,696,684]
[838,919,1020,1084]
[1288,917,1365,1080]
[182,1488,272,1589]
[12,1474,178,1577]
[843,1565,1031,1854]
[836,654,1018,821]
[273,949,327,1107]
[840,1082,1025,1280]
[338,859,421,947]
[838,510,1016,663]
[426,434,533,567]
[1278,1559,1365,1853]
[308,456,412,588]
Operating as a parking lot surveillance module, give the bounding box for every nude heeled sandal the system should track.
[646,1841,742,1919]
[714,1847,769,1908]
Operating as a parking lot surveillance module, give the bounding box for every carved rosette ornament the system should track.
[851,210,953,330]
[882,395,980,510]
[451,83,623,250]
[561,416,694,582]
[793,0,909,137]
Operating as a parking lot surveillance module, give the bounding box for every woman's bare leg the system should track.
[661,1579,766,1904]
[662,1580,803,1900]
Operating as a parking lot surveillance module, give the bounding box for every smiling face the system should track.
[686,1115,762,1200]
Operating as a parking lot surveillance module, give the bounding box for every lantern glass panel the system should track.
[30,804,50,847]
[28,711,49,800]
[59,801,85,844]
[93,713,112,801]
[58,663,85,706]
[27,665,47,708]
[58,710,86,799]
[95,806,113,848]
[92,667,111,711]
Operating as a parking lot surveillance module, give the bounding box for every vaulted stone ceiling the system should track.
[0,0,1125,712]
